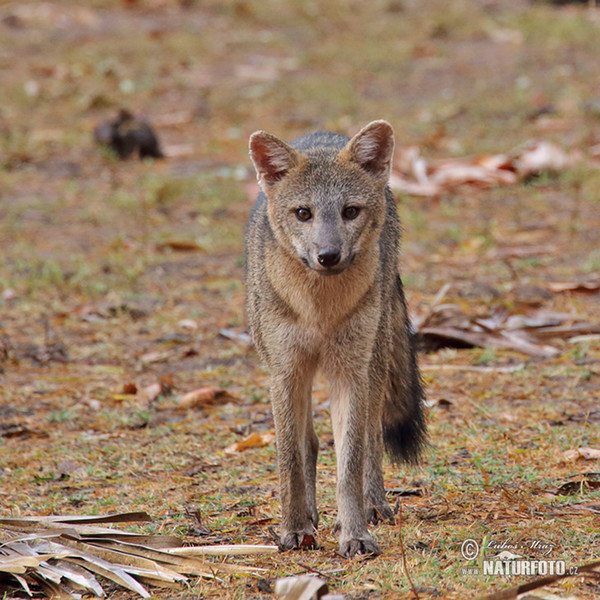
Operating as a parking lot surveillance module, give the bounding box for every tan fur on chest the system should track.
[265,244,378,330]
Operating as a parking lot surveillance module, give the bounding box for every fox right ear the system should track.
[342,120,395,184]
[249,131,299,189]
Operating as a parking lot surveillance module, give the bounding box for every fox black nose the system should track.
[317,249,341,268]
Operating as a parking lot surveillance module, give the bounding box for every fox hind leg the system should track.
[363,416,395,524]
[304,396,319,528]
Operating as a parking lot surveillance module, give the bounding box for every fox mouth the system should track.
[301,253,356,275]
[316,266,346,276]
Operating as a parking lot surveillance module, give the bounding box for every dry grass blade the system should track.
[422,363,525,373]
[78,533,182,546]
[164,544,279,556]
[479,559,600,600]
[396,501,420,600]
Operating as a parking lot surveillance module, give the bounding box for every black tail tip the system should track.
[383,412,427,465]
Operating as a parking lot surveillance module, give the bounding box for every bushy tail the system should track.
[382,276,427,465]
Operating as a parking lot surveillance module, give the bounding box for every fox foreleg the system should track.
[269,359,318,550]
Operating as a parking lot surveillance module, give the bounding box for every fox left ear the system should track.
[249,131,300,190]
[342,120,395,184]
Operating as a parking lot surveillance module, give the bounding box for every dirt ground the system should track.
[1,1,599,599]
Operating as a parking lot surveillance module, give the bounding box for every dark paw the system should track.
[279,530,316,551]
[338,535,381,558]
[309,507,319,529]
[366,503,395,525]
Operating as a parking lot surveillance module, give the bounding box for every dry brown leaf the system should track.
[556,473,600,496]
[138,382,162,403]
[561,447,600,462]
[389,172,440,197]
[0,423,49,439]
[514,140,575,177]
[417,324,559,358]
[224,431,275,454]
[178,387,238,409]
[152,111,193,127]
[424,397,455,409]
[274,575,329,600]
[219,328,253,345]
[156,240,203,252]
[414,300,599,357]
[163,144,196,158]
[570,501,600,514]
[139,350,173,365]
[122,382,138,395]
[548,279,600,293]
[429,160,517,188]
[390,138,579,198]
[534,116,576,132]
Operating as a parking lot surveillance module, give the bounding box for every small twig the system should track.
[397,501,420,600]
[421,362,525,374]
[413,283,452,329]
[502,257,519,282]
[296,562,329,579]
[165,544,278,556]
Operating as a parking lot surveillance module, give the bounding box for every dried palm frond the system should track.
[0,512,276,598]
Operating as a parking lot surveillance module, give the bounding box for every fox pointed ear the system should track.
[249,131,299,189]
[342,120,395,183]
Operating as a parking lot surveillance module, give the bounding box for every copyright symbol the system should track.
[461,539,479,560]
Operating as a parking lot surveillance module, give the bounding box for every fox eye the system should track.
[295,207,312,221]
[342,206,360,220]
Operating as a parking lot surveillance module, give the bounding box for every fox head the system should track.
[249,120,395,275]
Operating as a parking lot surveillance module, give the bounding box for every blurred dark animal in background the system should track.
[94,109,163,160]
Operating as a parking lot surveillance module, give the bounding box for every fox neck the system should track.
[265,240,379,329]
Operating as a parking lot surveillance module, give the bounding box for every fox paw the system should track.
[279,530,316,551]
[338,535,381,558]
